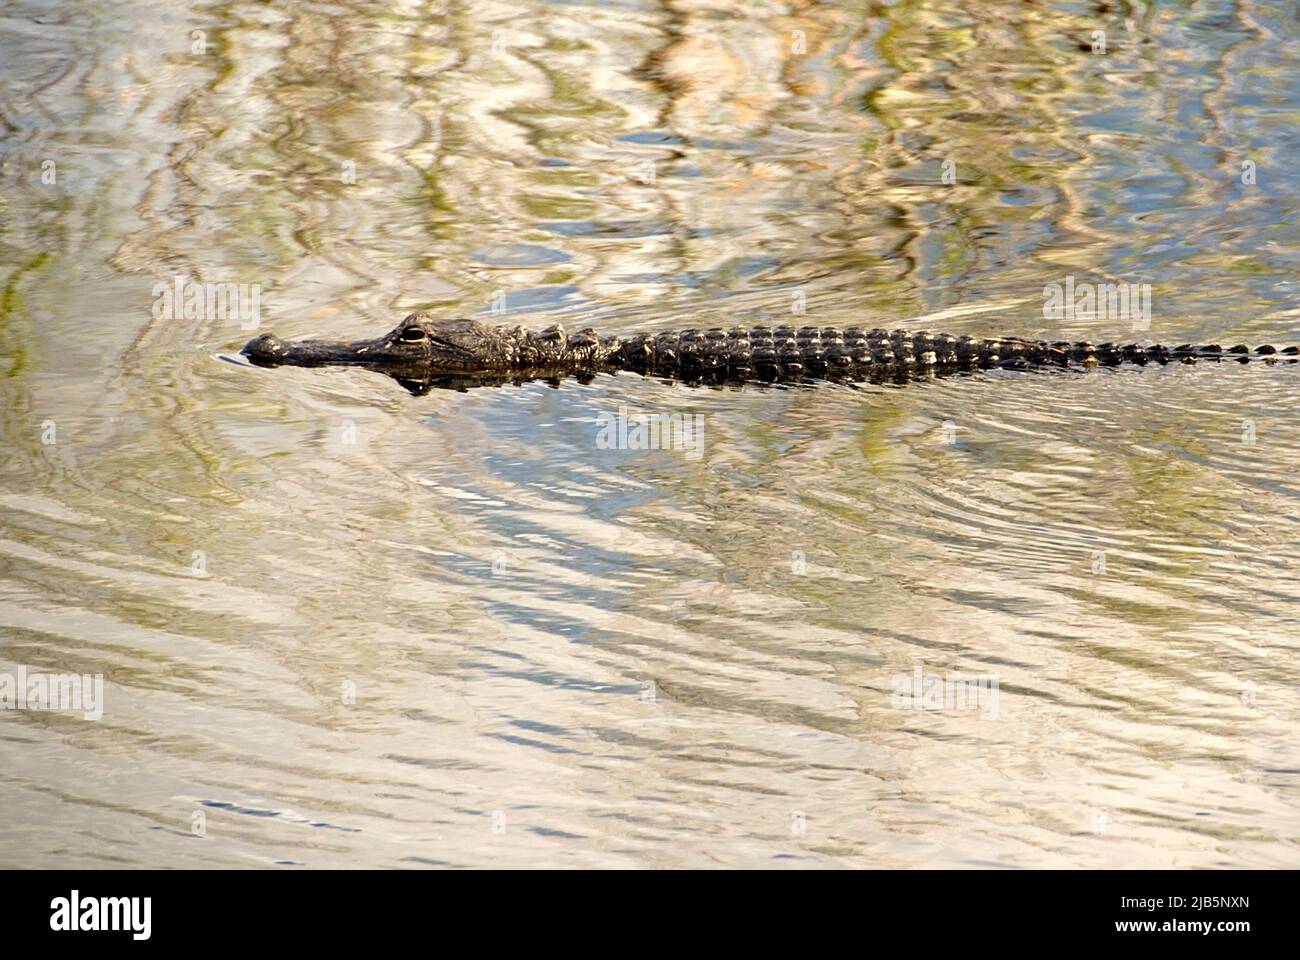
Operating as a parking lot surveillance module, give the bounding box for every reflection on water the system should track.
[1,0,1298,867]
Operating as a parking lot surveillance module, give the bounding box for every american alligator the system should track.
[242,313,1297,395]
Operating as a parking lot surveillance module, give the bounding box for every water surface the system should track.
[1,0,1298,868]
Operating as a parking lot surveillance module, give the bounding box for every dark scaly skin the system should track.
[243,313,1299,395]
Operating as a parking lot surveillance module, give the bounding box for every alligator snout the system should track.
[240,330,388,367]
[243,333,286,364]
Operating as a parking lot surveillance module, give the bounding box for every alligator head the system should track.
[243,313,495,370]
[242,313,510,393]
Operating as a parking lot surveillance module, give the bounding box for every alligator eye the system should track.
[399,327,429,343]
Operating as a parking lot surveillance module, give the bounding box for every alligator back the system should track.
[605,325,1299,384]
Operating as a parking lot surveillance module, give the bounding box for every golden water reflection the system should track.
[0,0,1297,867]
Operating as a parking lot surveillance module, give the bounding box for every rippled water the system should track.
[2,0,1298,868]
